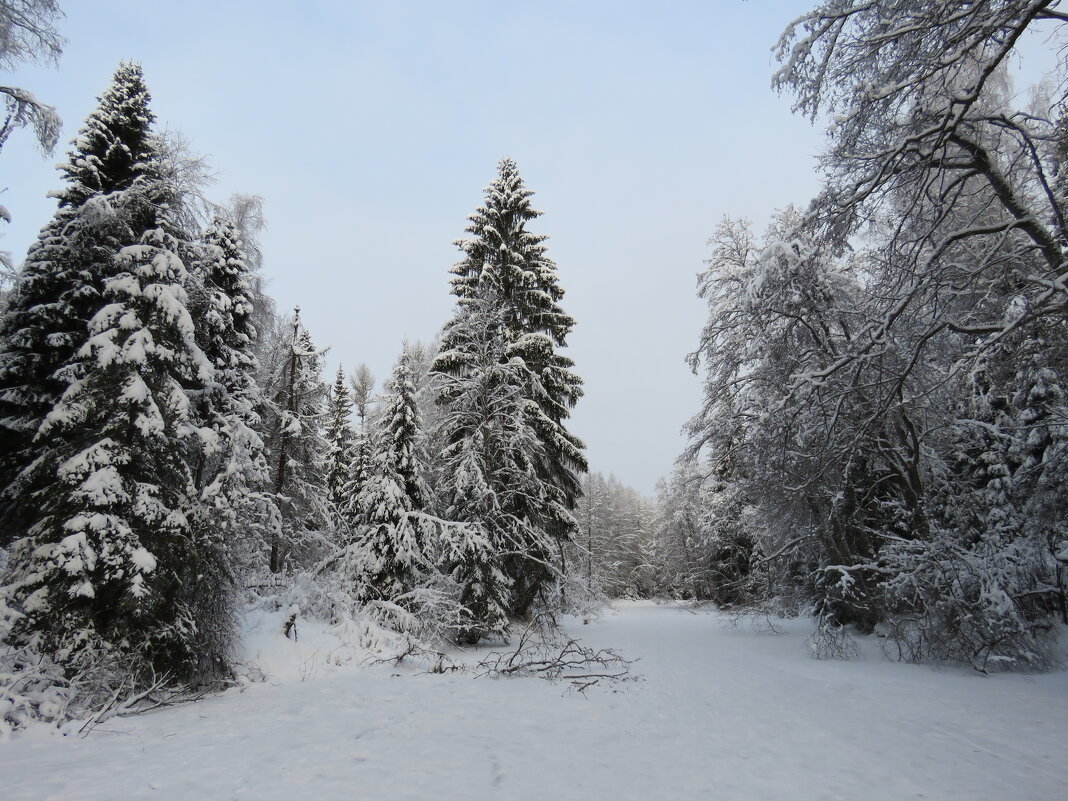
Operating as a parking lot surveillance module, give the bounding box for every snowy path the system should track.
[2,602,1066,800]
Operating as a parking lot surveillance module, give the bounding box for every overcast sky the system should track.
[3,0,830,494]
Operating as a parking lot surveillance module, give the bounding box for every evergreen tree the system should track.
[350,350,434,604]
[0,63,161,543]
[340,432,371,531]
[0,64,237,679]
[439,448,512,644]
[339,364,374,526]
[324,365,354,519]
[380,351,428,509]
[2,222,219,678]
[435,292,527,640]
[433,158,586,617]
[261,310,329,572]
[186,218,272,580]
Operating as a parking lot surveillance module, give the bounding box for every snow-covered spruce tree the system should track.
[433,158,586,618]
[324,365,354,522]
[339,363,374,526]
[348,350,435,606]
[340,434,370,532]
[438,459,512,645]
[0,63,160,545]
[223,193,277,366]
[379,351,428,510]
[185,218,273,585]
[2,216,221,681]
[260,310,330,573]
[434,291,529,642]
[403,339,446,504]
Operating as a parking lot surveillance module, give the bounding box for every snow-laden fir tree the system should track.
[439,458,512,644]
[186,218,272,581]
[433,158,586,617]
[339,364,374,526]
[324,365,354,522]
[0,63,162,544]
[346,349,435,605]
[260,310,330,572]
[402,339,445,504]
[1,219,220,679]
[434,291,530,641]
[341,433,370,531]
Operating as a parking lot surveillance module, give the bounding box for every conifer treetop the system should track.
[325,363,355,509]
[56,61,159,208]
[449,158,575,348]
[200,218,257,352]
[378,349,428,511]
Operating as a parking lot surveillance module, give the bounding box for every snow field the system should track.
[1,602,1065,801]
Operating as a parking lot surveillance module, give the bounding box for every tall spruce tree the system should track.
[0,63,162,543]
[433,158,586,617]
[0,64,236,679]
[435,291,529,641]
[2,221,219,678]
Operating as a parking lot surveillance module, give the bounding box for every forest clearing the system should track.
[4,602,1065,801]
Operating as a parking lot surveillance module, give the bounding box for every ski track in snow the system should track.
[2,602,1066,800]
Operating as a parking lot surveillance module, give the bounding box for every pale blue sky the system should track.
[2,1,829,494]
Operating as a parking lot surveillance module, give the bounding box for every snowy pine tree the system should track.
[324,365,354,521]
[339,364,374,527]
[379,352,428,510]
[260,310,329,572]
[348,350,435,605]
[433,292,527,641]
[2,222,220,679]
[186,218,272,580]
[0,63,162,543]
[433,158,586,618]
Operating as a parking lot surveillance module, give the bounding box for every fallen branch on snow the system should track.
[474,626,637,694]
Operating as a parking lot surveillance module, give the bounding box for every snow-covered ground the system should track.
[2,602,1066,801]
